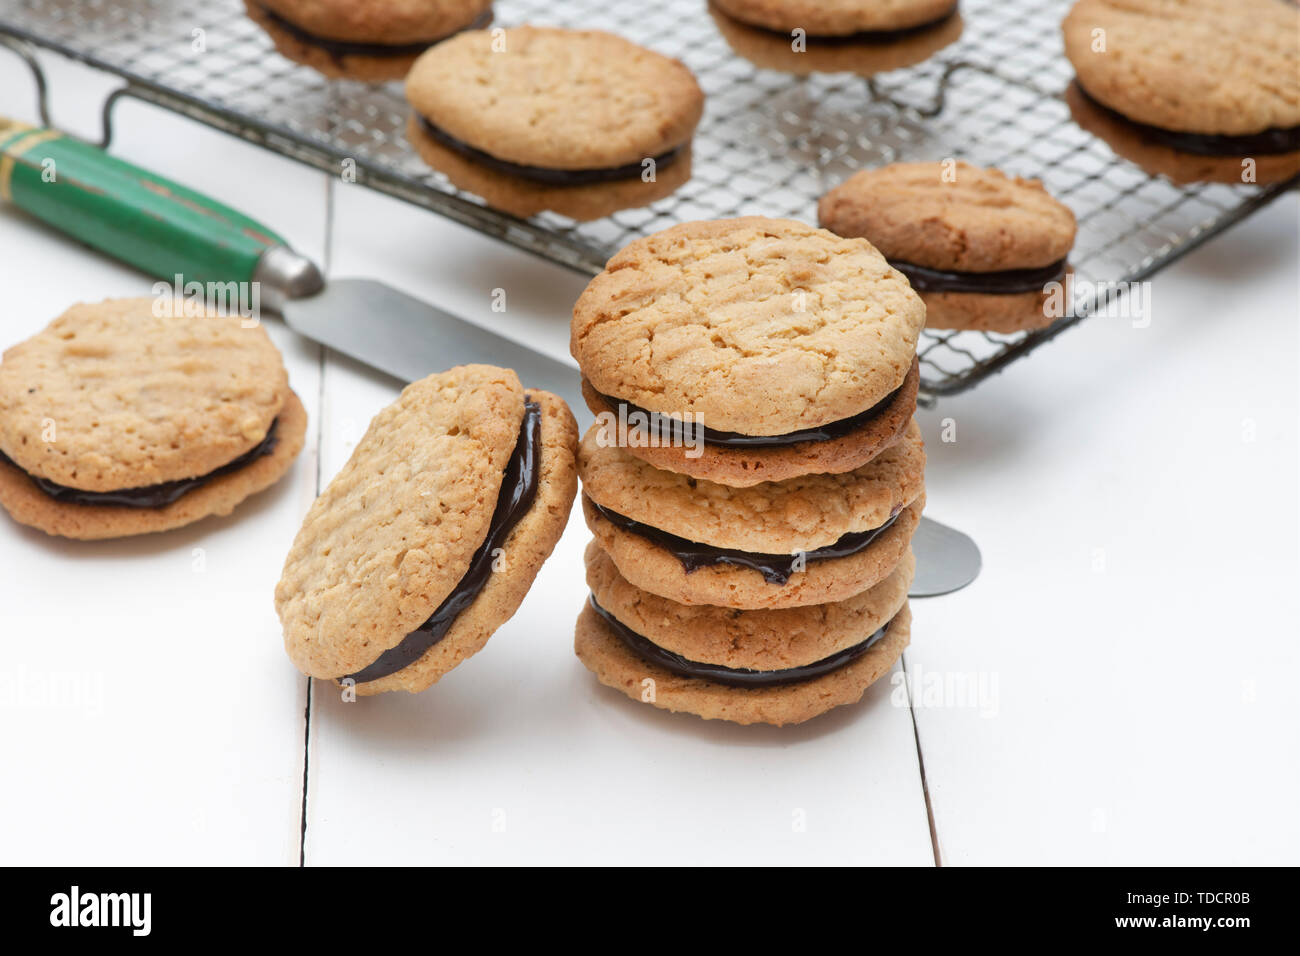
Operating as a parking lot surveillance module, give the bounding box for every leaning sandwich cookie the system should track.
[0,298,306,540]
[275,365,578,695]
[246,0,493,82]
[405,27,704,219]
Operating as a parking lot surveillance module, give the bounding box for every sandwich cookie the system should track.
[1062,0,1300,183]
[406,27,704,219]
[0,298,305,540]
[577,549,913,725]
[1064,82,1300,187]
[819,162,1077,333]
[571,217,925,487]
[709,3,962,77]
[578,418,926,609]
[275,366,577,695]
[246,0,493,82]
[711,0,958,37]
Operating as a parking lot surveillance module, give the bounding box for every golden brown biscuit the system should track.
[247,0,493,82]
[405,27,703,171]
[575,596,912,726]
[586,540,913,670]
[571,217,926,437]
[712,0,957,35]
[406,114,694,221]
[710,3,962,76]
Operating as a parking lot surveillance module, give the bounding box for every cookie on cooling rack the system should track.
[577,416,926,610]
[571,217,925,487]
[405,26,704,219]
[275,365,578,696]
[711,0,959,37]
[1062,0,1300,184]
[0,298,306,540]
[246,0,493,82]
[576,542,915,726]
[819,162,1077,333]
[710,3,962,77]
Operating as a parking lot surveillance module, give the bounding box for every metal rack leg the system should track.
[0,36,52,128]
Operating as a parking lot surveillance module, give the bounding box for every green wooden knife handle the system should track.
[0,122,289,285]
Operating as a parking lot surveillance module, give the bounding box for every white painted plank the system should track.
[910,195,1300,865]
[0,52,327,864]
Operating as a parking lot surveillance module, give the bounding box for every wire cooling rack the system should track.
[0,0,1294,397]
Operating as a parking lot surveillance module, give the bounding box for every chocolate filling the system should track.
[591,593,891,687]
[1076,82,1300,157]
[736,3,959,43]
[0,420,280,509]
[344,400,542,685]
[890,258,1068,295]
[594,380,905,449]
[591,498,901,585]
[258,4,493,59]
[417,115,685,185]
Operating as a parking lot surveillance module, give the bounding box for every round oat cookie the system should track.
[1062,0,1300,137]
[580,418,925,554]
[0,389,307,540]
[710,4,963,77]
[1064,82,1300,187]
[275,367,578,694]
[575,597,912,726]
[585,492,922,609]
[405,27,704,171]
[711,0,957,36]
[571,217,925,436]
[587,540,913,670]
[406,114,693,221]
[0,298,288,492]
[818,162,1077,273]
[248,0,492,82]
[581,356,917,487]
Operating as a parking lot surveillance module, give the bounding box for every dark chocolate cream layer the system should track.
[594,378,905,449]
[591,497,901,585]
[740,3,958,44]
[590,593,891,687]
[258,4,492,59]
[891,258,1068,295]
[1076,82,1300,157]
[0,420,280,509]
[345,400,542,685]
[417,115,685,186]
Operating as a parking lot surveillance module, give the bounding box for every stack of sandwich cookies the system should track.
[569,217,927,725]
[0,298,306,540]
[405,27,704,221]
[1062,0,1300,185]
[819,162,1077,334]
[275,365,577,695]
[247,0,493,82]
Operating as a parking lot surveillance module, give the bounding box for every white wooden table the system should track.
[1,52,1295,866]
